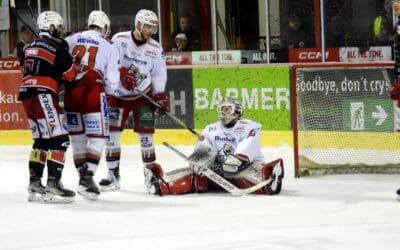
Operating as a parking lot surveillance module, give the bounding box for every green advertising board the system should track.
[342,99,393,132]
[192,66,290,130]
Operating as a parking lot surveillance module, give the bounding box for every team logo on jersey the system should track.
[108,107,120,120]
[248,129,257,137]
[208,126,217,132]
[222,144,234,155]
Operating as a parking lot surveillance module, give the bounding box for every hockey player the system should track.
[98,9,169,192]
[18,11,77,203]
[388,1,400,200]
[64,10,131,200]
[144,97,284,195]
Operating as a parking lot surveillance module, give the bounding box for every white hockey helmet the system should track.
[88,10,111,36]
[37,11,64,31]
[134,9,159,34]
[217,97,243,126]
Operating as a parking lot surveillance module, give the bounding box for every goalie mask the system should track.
[37,11,65,37]
[88,10,111,37]
[217,97,243,126]
[135,9,159,35]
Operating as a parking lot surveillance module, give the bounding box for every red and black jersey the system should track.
[18,32,76,100]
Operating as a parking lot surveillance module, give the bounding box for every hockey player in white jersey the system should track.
[64,10,133,200]
[144,97,284,195]
[98,9,169,191]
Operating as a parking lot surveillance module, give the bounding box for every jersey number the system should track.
[71,45,98,68]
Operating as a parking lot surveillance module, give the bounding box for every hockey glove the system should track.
[222,155,249,174]
[188,146,217,175]
[153,93,170,115]
[390,77,400,100]
[120,67,137,91]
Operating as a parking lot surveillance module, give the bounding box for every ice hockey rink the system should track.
[1,145,400,250]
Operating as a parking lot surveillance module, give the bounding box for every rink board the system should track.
[0,130,293,147]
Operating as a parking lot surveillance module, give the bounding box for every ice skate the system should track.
[77,165,100,200]
[44,179,76,203]
[99,167,121,192]
[27,178,46,202]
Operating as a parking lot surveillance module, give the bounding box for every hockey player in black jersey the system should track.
[18,11,77,203]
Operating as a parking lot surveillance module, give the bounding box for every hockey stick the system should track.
[136,88,201,139]
[162,141,272,196]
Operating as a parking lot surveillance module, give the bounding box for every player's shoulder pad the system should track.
[239,119,262,129]
[147,38,162,50]
[112,31,131,41]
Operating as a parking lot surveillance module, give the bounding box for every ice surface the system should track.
[0,145,399,250]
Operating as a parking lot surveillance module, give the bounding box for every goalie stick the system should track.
[162,141,273,196]
[136,88,201,139]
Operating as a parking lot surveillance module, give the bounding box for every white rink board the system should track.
[0,145,400,250]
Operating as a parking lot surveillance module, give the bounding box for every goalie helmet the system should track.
[217,97,243,126]
[88,10,111,36]
[134,9,159,34]
[37,11,64,32]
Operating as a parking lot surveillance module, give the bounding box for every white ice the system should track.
[0,145,400,250]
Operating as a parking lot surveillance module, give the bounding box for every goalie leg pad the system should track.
[193,174,208,193]
[168,175,193,194]
[158,167,193,195]
[144,163,169,195]
[262,159,284,195]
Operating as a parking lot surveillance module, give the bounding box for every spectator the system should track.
[371,14,391,46]
[15,25,35,59]
[169,14,201,51]
[171,33,188,51]
[326,14,347,47]
[284,13,313,49]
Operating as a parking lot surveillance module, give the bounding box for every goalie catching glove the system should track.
[390,77,400,100]
[153,93,170,115]
[119,66,137,90]
[222,154,249,174]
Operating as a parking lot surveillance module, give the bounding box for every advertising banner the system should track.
[155,68,194,129]
[165,52,192,65]
[289,48,339,62]
[192,66,291,130]
[191,50,241,65]
[0,62,27,129]
[240,50,288,63]
[296,66,394,132]
[339,46,392,62]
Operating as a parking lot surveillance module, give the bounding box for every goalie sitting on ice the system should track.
[144,97,284,195]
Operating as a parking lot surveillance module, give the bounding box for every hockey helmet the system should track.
[135,9,159,34]
[37,11,65,32]
[217,97,243,125]
[88,10,111,36]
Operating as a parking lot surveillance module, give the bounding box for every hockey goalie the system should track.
[143,97,284,195]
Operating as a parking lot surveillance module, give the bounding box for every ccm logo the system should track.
[299,51,329,59]
[0,60,20,69]
[165,55,183,63]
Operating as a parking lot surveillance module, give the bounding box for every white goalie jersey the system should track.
[111,31,167,98]
[195,119,265,164]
